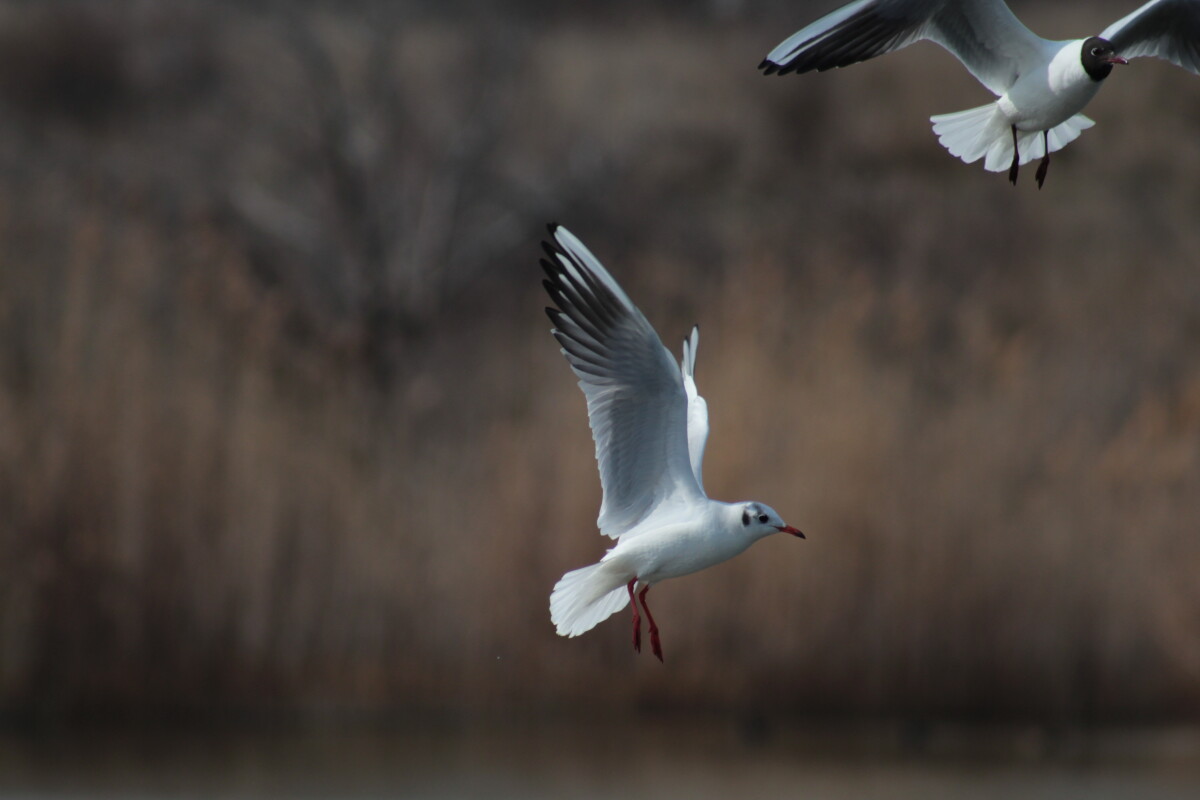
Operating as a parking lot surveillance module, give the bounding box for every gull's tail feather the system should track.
[931,104,1095,172]
[930,103,1010,167]
[550,562,630,637]
[1044,113,1094,152]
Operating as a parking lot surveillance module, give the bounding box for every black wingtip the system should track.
[546,221,560,235]
[760,59,793,76]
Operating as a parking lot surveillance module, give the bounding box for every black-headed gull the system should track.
[541,225,804,662]
[759,0,1200,187]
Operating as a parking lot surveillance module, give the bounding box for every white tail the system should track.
[550,561,630,637]
[930,104,1095,172]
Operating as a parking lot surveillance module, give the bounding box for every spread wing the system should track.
[541,225,706,539]
[1101,0,1200,75]
[759,0,1046,95]
[679,326,709,494]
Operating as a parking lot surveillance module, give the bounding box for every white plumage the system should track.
[541,225,804,661]
[761,0,1200,186]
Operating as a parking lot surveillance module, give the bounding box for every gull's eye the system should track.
[757,513,769,524]
[742,511,751,526]
[1091,47,1102,56]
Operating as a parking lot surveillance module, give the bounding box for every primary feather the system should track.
[541,226,704,539]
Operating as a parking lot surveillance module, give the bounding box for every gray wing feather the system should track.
[542,226,705,539]
[679,326,709,495]
[1102,0,1200,75]
[760,0,1046,95]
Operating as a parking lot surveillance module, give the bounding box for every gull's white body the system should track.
[931,37,1103,172]
[761,0,1200,175]
[540,226,802,654]
[1006,42,1103,132]
[551,503,777,639]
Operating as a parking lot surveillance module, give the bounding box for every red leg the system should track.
[1008,125,1020,186]
[638,584,663,662]
[1035,130,1050,189]
[627,579,641,653]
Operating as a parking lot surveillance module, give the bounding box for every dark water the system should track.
[2,719,1199,799]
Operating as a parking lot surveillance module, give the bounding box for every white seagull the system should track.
[759,0,1200,187]
[541,225,804,662]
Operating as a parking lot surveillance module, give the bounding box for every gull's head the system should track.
[739,502,805,539]
[1081,37,1127,81]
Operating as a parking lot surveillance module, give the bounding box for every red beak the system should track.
[1106,55,1129,65]
[775,525,806,538]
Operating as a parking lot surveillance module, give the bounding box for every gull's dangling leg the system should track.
[1008,125,1020,186]
[1035,130,1050,189]
[627,579,641,653]
[638,584,663,662]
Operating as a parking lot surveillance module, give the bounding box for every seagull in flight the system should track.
[541,225,804,662]
[759,0,1200,187]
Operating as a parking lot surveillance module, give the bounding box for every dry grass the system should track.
[0,0,1199,724]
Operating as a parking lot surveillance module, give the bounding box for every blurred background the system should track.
[1,0,1199,796]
